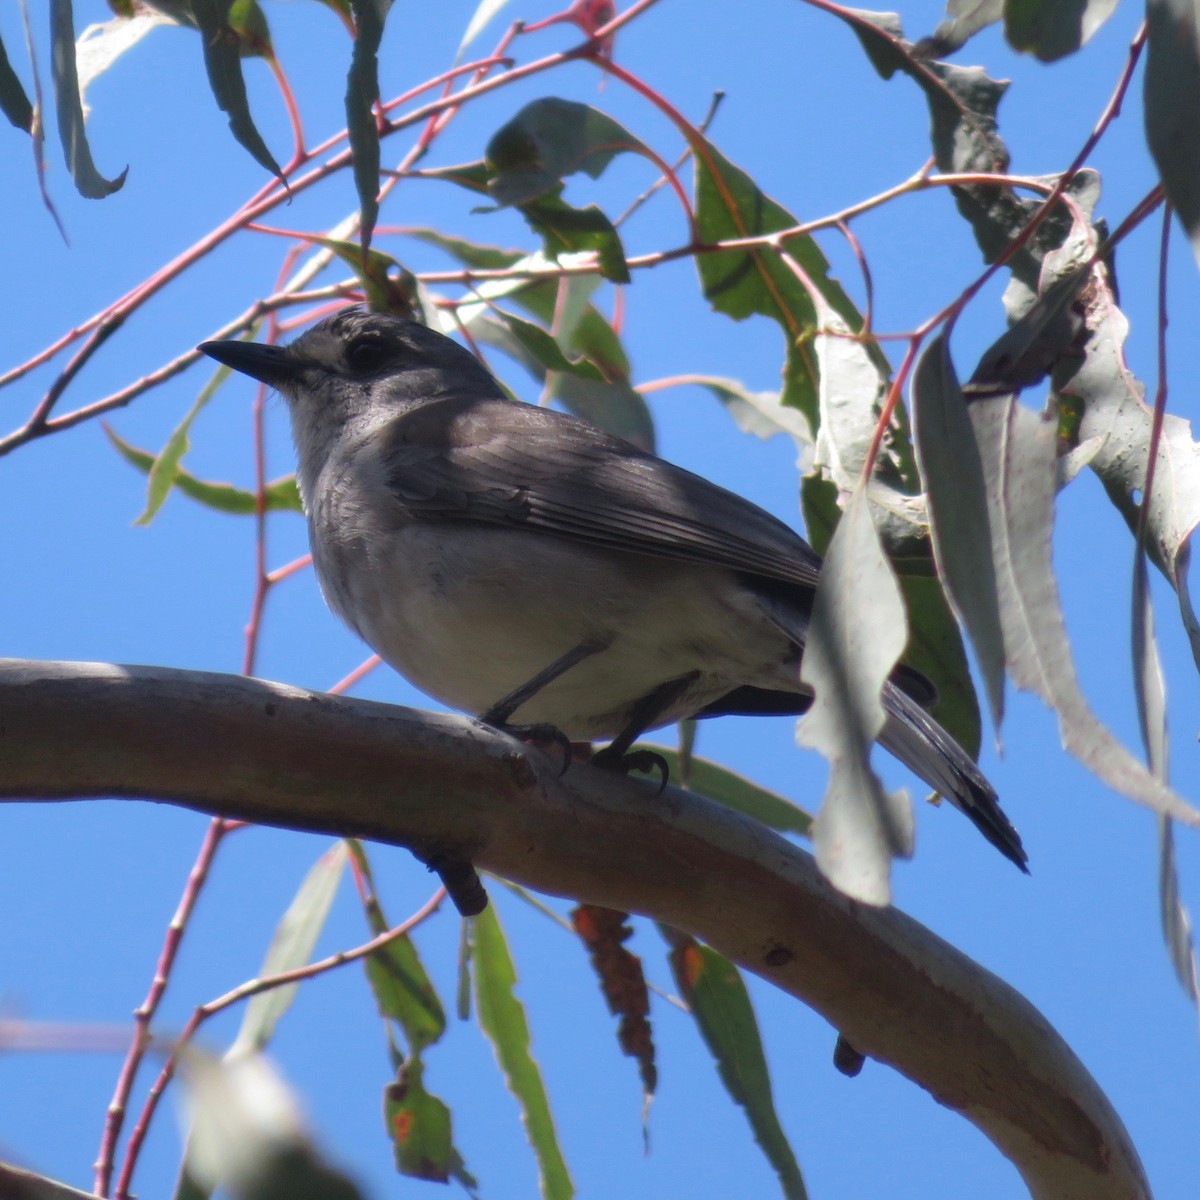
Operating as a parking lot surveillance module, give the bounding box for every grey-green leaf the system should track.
[911,335,1006,731]
[970,394,1200,825]
[1146,0,1200,267]
[228,842,348,1058]
[797,481,914,904]
[50,0,128,197]
[192,0,283,181]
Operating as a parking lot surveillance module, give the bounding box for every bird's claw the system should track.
[592,746,671,795]
[489,720,574,775]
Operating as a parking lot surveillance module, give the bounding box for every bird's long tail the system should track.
[879,682,1027,872]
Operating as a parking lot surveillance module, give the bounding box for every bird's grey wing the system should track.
[381,395,823,589]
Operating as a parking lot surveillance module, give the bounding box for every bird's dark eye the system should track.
[345,336,388,373]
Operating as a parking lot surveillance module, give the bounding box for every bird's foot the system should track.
[592,745,671,794]
[486,719,575,775]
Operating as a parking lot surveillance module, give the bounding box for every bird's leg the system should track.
[479,642,605,772]
[592,672,700,788]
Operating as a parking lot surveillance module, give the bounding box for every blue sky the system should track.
[2,1,1199,1198]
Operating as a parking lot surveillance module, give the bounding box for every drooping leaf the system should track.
[49,0,128,197]
[472,904,573,1200]
[644,747,812,837]
[662,930,807,1200]
[1132,558,1199,1009]
[1054,243,1200,668]
[0,30,33,131]
[105,426,303,516]
[1146,0,1200,266]
[1005,0,1119,62]
[189,0,282,179]
[911,335,1006,732]
[346,841,446,1054]
[571,905,656,1097]
[383,1058,453,1182]
[1158,816,1200,1003]
[797,481,914,905]
[228,842,348,1058]
[346,0,392,248]
[970,394,1200,826]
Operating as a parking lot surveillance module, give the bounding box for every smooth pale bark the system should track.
[0,659,1151,1200]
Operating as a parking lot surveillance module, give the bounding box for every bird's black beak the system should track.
[199,339,302,387]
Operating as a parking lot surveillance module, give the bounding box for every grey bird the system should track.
[200,309,1026,877]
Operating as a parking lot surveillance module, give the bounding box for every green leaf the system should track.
[1146,0,1200,268]
[191,0,283,180]
[50,0,128,198]
[346,841,446,1054]
[692,134,862,427]
[473,904,573,1200]
[406,227,525,271]
[383,1058,453,1182]
[644,747,812,838]
[302,235,415,312]
[227,0,273,57]
[478,99,645,282]
[229,842,348,1058]
[512,192,630,284]
[346,0,393,248]
[664,932,807,1200]
[485,97,650,206]
[136,360,239,525]
[0,30,33,131]
[1005,0,1118,62]
[489,310,605,380]
[421,157,493,197]
[105,426,303,516]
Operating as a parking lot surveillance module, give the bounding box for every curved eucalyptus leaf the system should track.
[347,0,392,248]
[192,0,282,181]
[50,0,128,197]
[0,30,33,131]
[1146,0,1200,268]
[798,482,914,906]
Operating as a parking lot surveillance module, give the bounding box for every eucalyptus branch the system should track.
[0,659,1153,1200]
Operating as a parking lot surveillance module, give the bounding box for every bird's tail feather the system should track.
[879,682,1027,872]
